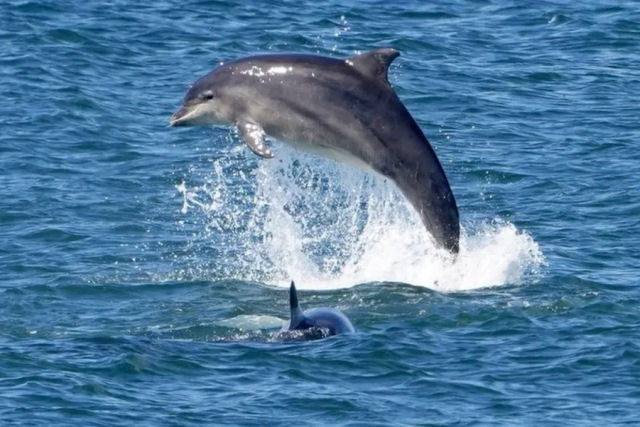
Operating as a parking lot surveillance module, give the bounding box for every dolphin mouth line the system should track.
[169,105,198,126]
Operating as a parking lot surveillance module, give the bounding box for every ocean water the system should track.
[1,0,639,424]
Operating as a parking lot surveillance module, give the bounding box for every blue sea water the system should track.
[1,0,639,424]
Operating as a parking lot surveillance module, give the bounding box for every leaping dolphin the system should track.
[286,281,354,337]
[170,48,460,253]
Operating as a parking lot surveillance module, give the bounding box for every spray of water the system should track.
[176,141,544,292]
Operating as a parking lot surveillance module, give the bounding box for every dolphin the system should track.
[285,281,354,337]
[170,48,460,253]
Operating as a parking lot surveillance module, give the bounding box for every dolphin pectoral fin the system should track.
[238,122,273,158]
[349,48,400,83]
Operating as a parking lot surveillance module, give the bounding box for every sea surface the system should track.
[1,0,639,425]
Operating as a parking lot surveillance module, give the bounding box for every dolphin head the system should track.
[169,68,234,127]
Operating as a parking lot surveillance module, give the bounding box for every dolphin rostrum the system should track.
[286,281,354,337]
[170,48,460,253]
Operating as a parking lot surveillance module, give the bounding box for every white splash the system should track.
[177,142,544,292]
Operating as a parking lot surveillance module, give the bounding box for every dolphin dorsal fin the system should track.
[349,48,400,83]
[289,281,304,329]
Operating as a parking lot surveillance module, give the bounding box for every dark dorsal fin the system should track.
[349,48,400,83]
[289,281,304,329]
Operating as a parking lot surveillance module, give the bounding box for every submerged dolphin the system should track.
[286,281,354,337]
[170,48,460,253]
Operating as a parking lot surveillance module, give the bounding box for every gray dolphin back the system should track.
[303,308,355,335]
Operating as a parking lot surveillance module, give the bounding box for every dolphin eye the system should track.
[201,91,215,101]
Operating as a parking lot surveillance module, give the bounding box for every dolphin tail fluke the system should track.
[392,140,460,254]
